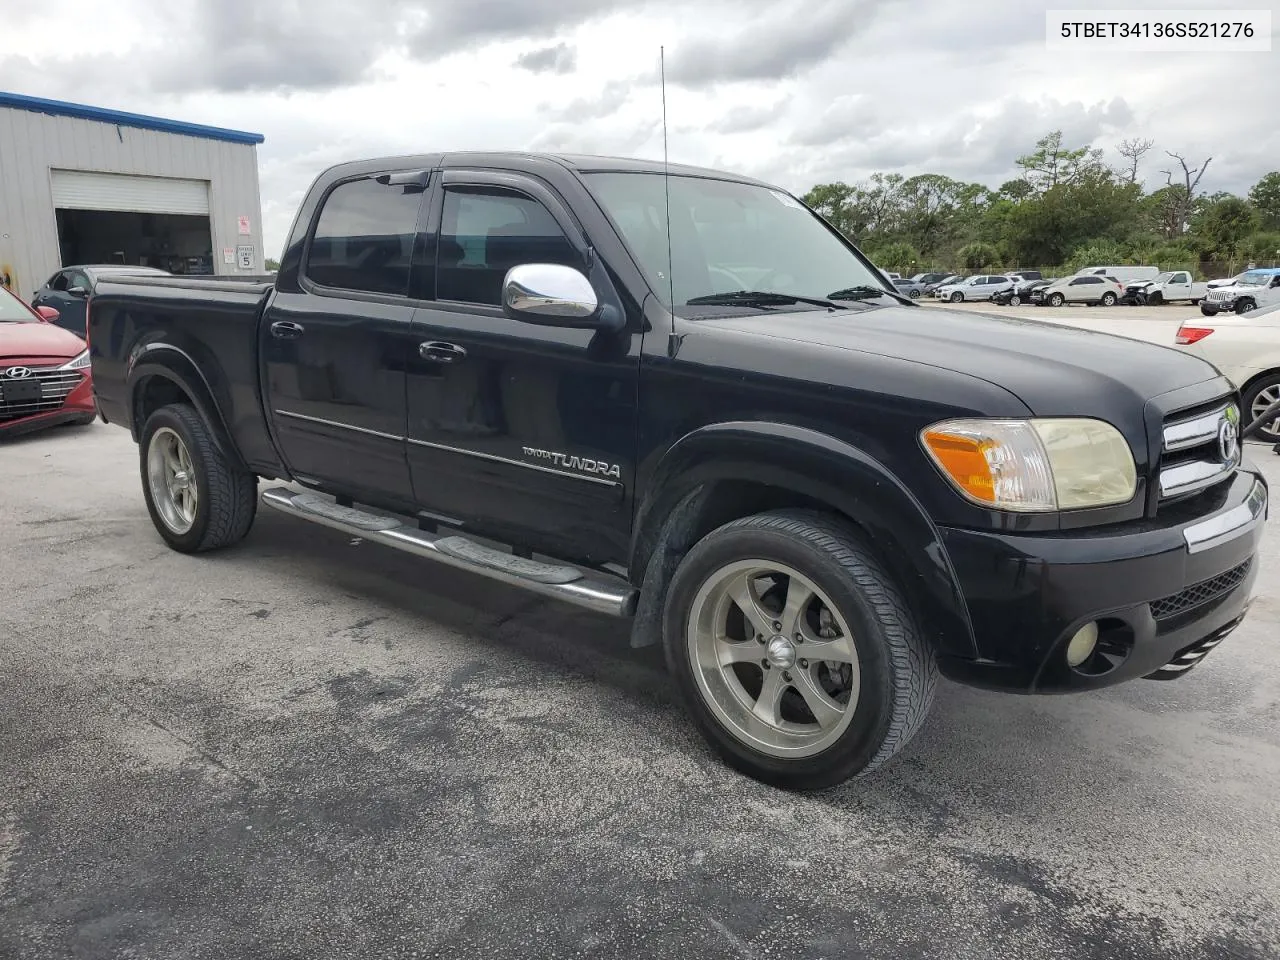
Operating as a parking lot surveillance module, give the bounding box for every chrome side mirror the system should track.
[502,264,602,328]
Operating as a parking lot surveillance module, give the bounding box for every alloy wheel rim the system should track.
[687,559,860,759]
[1253,385,1280,436]
[147,427,197,534]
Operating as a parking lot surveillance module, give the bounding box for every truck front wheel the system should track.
[663,510,937,790]
[140,403,257,553]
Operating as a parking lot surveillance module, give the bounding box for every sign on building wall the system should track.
[237,215,251,236]
[222,248,235,265]
[236,244,255,270]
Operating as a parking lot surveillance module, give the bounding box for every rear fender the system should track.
[630,422,977,659]
[126,343,248,474]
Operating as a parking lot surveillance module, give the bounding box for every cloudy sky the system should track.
[2,0,1275,256]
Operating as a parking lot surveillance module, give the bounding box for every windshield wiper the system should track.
[827,285,915,306]
[686,290,846,310]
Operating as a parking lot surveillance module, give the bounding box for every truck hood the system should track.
[698,304,1223,417]
[0,320,86,362]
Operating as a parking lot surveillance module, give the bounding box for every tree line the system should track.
[801,131,1280,277]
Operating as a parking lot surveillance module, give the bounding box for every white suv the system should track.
[934,275,1015,303]
[1201,268,1280,316]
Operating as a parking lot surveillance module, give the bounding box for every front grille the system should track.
[0,367,84,423]
[1158,400,1240,501]
[1149,559,1252,621]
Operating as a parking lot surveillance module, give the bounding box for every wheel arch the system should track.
[127,345,249,474]
[628,422,978,660]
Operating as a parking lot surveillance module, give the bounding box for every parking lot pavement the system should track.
[2,424,1278,960]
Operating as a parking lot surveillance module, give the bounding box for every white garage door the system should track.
[50,170,210,215]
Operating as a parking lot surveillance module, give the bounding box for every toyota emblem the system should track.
[1218,417,1240,464]
[3,366,32,379]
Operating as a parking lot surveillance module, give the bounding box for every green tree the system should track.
[1066,240,1129,272]
[1194,196,1258,259]
[1240,232,1280,263]
[264,257,280,271]
[1248,172,1280,231]
[1016,130,1106,193]
[864,240,921,274]
[956,241,1001,270]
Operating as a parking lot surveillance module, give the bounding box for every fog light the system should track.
[1066,622,1099,667]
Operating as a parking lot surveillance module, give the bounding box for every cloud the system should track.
[516,43,577,74]
[666,0,895,87]
[706,98,793,134]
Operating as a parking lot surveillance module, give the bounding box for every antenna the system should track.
[660,46,676,315]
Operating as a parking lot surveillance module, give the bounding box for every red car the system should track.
[0,284,96,438]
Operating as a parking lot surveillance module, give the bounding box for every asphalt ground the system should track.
[2,366,1278,959]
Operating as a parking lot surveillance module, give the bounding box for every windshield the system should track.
[0,287,36,323]
[1239,271,1274,287]
[1153,272,1174,283]
[584,172,889,315]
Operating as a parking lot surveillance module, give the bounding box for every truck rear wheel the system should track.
[140,403,257,553]
[663,510,937,790]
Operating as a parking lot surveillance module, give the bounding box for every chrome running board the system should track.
[261,486,637,617]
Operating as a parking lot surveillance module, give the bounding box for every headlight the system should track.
[921,418,1137,512]
[61,349,90,371]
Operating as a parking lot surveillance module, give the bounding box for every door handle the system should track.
[270,320,305,340]
[420,341,467,363]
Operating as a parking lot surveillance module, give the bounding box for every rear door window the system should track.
[306,176,426,296]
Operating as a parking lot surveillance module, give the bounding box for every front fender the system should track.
[632,421,978,659]
[126,343,248,473]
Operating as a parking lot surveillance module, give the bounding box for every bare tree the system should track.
[1116,137,1154,184]
[1160,150,1212,234]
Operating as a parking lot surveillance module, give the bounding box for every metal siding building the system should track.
[0,92,265,298]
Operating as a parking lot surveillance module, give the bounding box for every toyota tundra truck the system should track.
[88,153,1268,789]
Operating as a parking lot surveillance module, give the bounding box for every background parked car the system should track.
[992,278,1054,306]
[892,277,927,298]
[31,265,169,338]
[925,274,963,295]
[0,284,95,438]
[909,272,951,286]
[1006,270,1043,282]
[1173,300,1280,443]
[934,275,1015,303]
[1032,274,1125,307]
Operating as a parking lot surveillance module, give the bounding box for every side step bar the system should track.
[260,487,638,618]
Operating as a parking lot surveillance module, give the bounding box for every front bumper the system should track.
[0,373,95,439]
[1201,300,1235,315]
[937,469,1267,693]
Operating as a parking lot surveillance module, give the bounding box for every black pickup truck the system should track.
[89,152,1268,789]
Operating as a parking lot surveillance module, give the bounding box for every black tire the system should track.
[1190,299,1200,306]
[1147,291,1163,305]
[1009,295,1021,306]
[139,403,257,553]
[1201,305,1216,316]
[1100,292,1117,306]
[908,288,920,298]
[1242,374,1280,444]
[1236,299,1256,315]
[949,292,963,303]
[1048,292,1064,307]
[662,509,937,790]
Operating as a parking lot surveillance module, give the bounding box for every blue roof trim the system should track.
[0,91,265,145]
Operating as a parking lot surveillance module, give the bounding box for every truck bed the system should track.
[88,275,285,475]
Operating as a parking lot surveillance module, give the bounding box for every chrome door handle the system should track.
[420,341,467,363]
[270,320,305,339]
